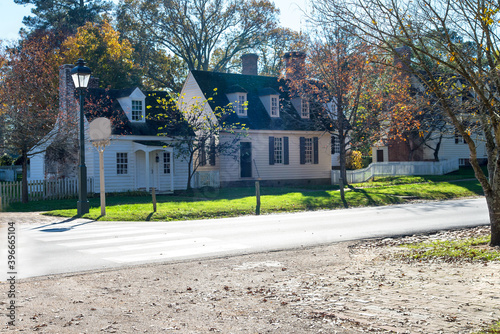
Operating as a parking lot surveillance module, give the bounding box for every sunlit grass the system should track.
[399,235,500,262]
[4,166,485,222]
[40,180,483,221]
[474,320,500,334]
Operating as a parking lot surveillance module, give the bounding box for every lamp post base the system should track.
[77,201,90,216]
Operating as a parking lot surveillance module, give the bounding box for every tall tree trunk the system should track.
[433,135,442,162]
[21,150,28,203]
[485,194,500,246]
[186,153,193,191]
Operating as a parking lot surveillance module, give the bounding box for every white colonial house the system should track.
[179,53,333,187]
[29,64,189,193]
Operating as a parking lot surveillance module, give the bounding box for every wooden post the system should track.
[99,149,106,216]
[255,181,261,215]
[152,187,157,212]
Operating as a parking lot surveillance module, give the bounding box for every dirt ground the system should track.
[1,214,500,333]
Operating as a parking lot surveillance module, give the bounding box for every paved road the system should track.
[0,198,490,279]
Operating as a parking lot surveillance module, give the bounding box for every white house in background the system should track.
[179,52,332,187]
[372,47,488,166]
[29,64,189,193]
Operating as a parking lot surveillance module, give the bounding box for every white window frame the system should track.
[304,138,313,164]
[270,96,279,117]
[332,136,340,154]
[163,152,171,174]
[131,100,144,121]
[237,94,247,116]
[301,99,310,118]
[116,153,128,174]
[274,137,283,164]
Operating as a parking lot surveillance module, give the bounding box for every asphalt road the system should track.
[0,197,490,279]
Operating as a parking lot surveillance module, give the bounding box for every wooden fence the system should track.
[331,159,459,184]
[0,178,94,210]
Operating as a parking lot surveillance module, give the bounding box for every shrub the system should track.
[0,154,13,166]
[346,150,363,170]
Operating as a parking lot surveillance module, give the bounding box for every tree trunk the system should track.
[485,194,500,246]
[433,135,442,162]
[186,153,193,191]
[21,150,28,203]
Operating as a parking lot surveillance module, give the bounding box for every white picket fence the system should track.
[331,159,459,184]
[0,178,94,209]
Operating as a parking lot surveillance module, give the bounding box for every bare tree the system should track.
[312,0,500,245]
[0,32,72,202]
[117,0,279,72]
[153,91,246,190]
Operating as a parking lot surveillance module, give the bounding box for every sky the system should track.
[0,0,309,42]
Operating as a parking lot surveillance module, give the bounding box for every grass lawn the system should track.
[4,167,484,221]
[400,235,500,262]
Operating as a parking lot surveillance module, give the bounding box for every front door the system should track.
[377,149,384,162]
[240,142,252,178]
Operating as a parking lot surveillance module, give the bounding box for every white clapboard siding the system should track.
[89,139,189,193]
[219,131,331,183]
[28,153,45,181]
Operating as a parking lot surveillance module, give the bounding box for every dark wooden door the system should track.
[240,142,252,178]
[377,150,384,162]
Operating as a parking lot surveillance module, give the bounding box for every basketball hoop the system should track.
[89,117,111,216]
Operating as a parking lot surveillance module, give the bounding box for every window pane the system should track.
[132,100,143,121]
[304,138,313,164]
[274,137,283,164]
[301,100,309,118]
[238,94,246,115]
[163,152,171,174]
[271,97,279,116]
[117,153,128,174]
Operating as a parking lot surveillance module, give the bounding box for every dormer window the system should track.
[301,99,310,118]
[236,93,247,116]
[271,96,279,117]
[226,85,248,117]
[258,88,280,118]
[131,100,144,121]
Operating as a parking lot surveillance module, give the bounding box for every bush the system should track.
[0,154,13,166]
[346,150,363,170]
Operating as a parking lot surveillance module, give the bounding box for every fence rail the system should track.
[331,159,459,184]
[0,178,94,210]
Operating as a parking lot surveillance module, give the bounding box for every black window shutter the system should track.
[209,137,216,166]
[313,137,319,164]
[331,136,336,154]
[269,136,275,165]
[200,142,206,166]
[284,137,289,165]
[300,137,305,164]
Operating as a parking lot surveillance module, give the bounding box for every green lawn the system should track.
[4,168,484,221]
[399,235,500,262]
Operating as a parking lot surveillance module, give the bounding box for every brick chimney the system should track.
[394,46,412,74]
[59,64,78,120]
[284,51,306,81]
[241,53,259,75]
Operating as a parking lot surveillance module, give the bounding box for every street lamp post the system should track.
[71,59,92,216]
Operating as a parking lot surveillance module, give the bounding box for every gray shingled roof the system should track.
[190,70,318,131]
[84,88,189,136]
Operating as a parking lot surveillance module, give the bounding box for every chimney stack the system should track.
[241,53,259,76]
[59,64,78,120]
[284,51,306,81]
[394,46,412,74]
